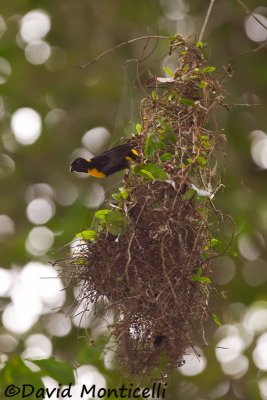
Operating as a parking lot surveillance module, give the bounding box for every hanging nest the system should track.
[58,36,227,378]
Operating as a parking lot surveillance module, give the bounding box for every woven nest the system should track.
[59,36,226,378]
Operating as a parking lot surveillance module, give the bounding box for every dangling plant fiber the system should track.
[58,35,227,378]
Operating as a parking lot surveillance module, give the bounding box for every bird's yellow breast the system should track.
[87,168,106,178]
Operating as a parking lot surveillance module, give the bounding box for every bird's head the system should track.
[69,157,89,173]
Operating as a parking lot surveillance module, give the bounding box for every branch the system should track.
[236,0,267,31]
[230,40,267,60]
[198,0,216,42]
[79,35,171,69]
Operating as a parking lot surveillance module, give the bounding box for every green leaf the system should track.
[195,266,203,276]
[157,117,176,144]
[105,209,128,236]
[210,238,219,247]
[161,131,177,145]
[134,163,168,181]
[29,358,75,385]
[94,209,129,235]
[151,91,158,101]
[204,238,221,251]
[201,66,216,73]
[141,169,155,179]
[112,193,121,201]
[76,230,97,240]
[145,134,163,158]
[157,117,173,134]
[119,187,128,199]
[212,313,222,327]
[95,209,110,220]
[197,156,207,165]
[0,356,44,400]
[135,123,142,133]
[183,188,197,201]
[168,93,174,101]
[198,80,208,89]
[112,188,128,202]
[191,275,211,284]
[77,342,106,373]
[180,98,195,106]
[145,135,157,158]
[201,251,209,261]
[160,152,173,162]
[201,139,212,149]
[163,66,175,78]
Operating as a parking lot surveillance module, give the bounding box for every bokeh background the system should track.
[1,0,267,399]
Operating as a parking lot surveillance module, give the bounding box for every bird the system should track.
[69,143,139,178]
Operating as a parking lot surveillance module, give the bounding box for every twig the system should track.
[79,35,171,69]
[125,202,146,281]
[236,0,267,30]
[198,0,216,42]
[230,41,267,61]
[137,34,150,63]
[223,103,262,107]
[138,29,160,63]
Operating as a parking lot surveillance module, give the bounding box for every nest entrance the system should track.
[59,36,226,378]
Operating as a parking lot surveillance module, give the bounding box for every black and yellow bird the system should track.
[69,143,139,178]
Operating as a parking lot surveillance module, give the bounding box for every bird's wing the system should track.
[91,144,133,168]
